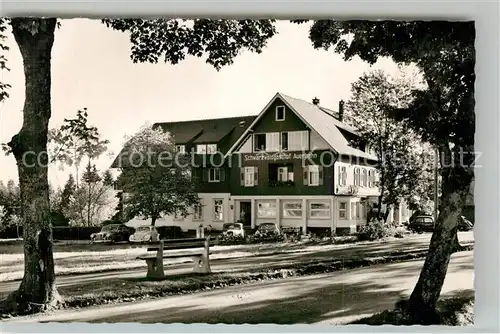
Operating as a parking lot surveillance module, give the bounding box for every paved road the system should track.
[6,251,474,324]
[0,232,474,298]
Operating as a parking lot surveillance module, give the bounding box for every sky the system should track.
[0,19,403,188]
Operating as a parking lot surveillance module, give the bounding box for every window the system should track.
[287,131,309,151]
[266,132,280,151]
[208,168,221,182]
[351,202,356,219]
[283,202,302,218]
[196,144,217,154]
[213,199,224,221]
[207,144,217,154]
[338,166,347,186]
[310,202,331,218]
[276,106,286,121]
[354,168,361,186]
[257,200,276,218]
[362,168,368,187]
[241,167,258,187]
[196,144,207,154]
[176,145,186,154]
[368,170,376,188]
[280,132,289,151]
[278,167,288,182]
[193,204,203,221]
[254,134,266,152]
[339,202,347,219]
[356,202,364,219]
[269,164,293,184]
[304,165,323,186]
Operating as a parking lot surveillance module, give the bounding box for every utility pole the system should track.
[433,146,439,228]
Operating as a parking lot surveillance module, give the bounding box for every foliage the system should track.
[303,20,475,189]
[119,125,200,226]
[358,217,401,241]
[248,230,284,243]
[217,233,246,245]
[48,108,109,187]
[101,19,277,70]
[63,168,118,227]
[301,19,475,320]
[0,18,11,102]
[345,69,433,218]
[102,170,114,187]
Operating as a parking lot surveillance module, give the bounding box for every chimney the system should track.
[338,100,345,121]
[312,97,320,105]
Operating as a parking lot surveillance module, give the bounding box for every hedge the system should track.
[0,226,102,240]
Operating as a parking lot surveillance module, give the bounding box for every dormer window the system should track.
[196,144,218,154]
[175,145,186,154]
[275,106,285,121]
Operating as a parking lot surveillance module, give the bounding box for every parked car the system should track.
[408,215,435,233]
[255,222,281,237]
[90,224,134,243]
[221,222,245,238]
[458,215,473,231]
[129,225,159,243]
[156,226,184,240]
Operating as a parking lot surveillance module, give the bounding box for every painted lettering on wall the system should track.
[243,152,318,161]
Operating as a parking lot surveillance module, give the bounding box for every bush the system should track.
[248,230,284,244]
[358,217,400,241]
[216,233,246,245]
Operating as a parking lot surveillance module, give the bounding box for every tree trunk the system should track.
[404,146,470,324]
[2,18,60,315]
[150,214,157,227]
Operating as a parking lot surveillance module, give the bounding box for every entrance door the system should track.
[239,201,252,227]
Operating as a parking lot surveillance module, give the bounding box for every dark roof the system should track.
[110,115,255,168]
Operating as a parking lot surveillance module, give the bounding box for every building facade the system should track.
[115,92,411,234]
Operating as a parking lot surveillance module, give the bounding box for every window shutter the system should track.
[220,169,225,182]
[338,166,342,185]
[303,166,309,185]
[240,168,245,186]
[254,167,259,186]
[319,166,324,185]
[203,169,208,181]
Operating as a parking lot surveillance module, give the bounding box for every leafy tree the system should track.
[48,108,109,188]
[302,20,475,323]
[345,69,432,220]
[0,16,277,314]
[119,125,200,226]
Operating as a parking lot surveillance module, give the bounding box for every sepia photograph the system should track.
[0,16,478,327]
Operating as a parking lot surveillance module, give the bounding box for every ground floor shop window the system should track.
[283,201,302,218]
[309,201,331,218]
[257,200,276,218]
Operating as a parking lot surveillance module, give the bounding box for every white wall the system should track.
[334,161,380,197]
[238,135,253,153]
[310,130,330,150]
[125,193,231,231]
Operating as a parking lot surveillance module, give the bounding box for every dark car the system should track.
[255,222,281,237]
[408,215,435,233]
[90,224,134,243]
[156,226,184,240]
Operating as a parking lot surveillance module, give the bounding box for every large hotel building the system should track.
[113,92,411,235]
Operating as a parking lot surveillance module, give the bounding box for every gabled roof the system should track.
[225,92,378,161]
[111,115,255,168]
